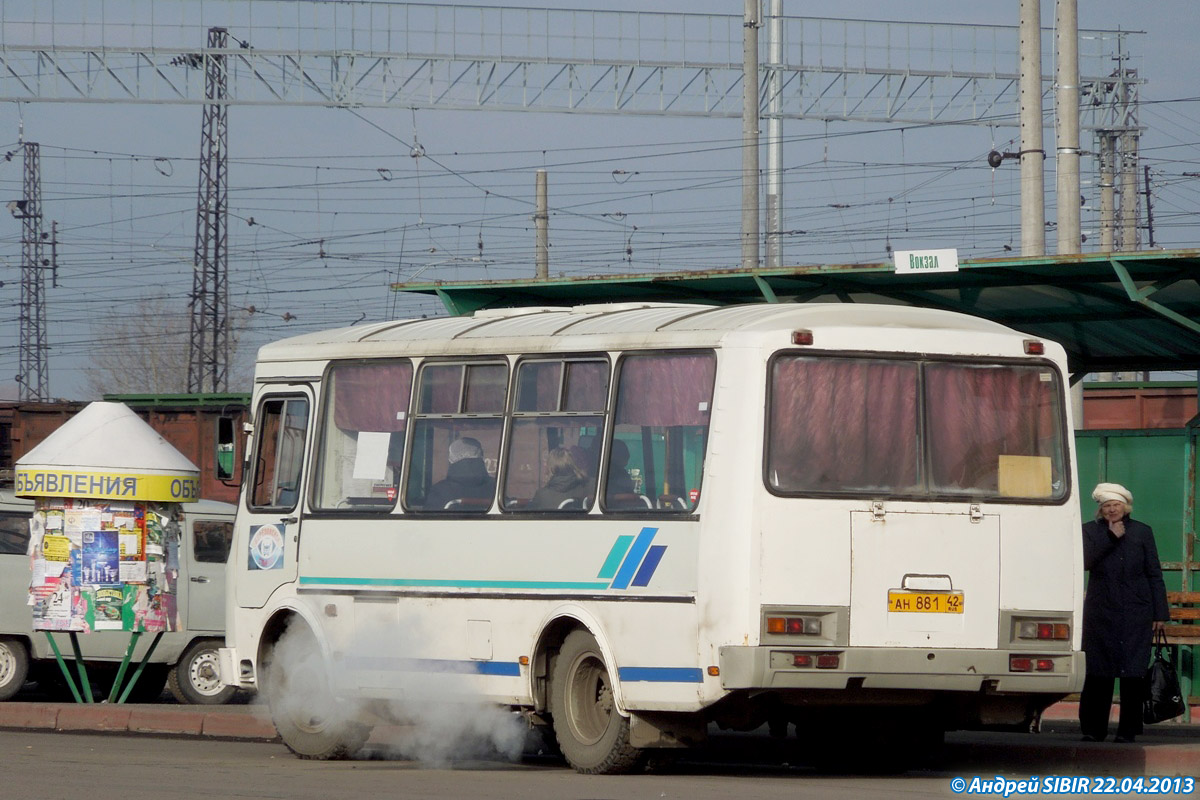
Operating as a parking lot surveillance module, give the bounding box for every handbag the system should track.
[1143,630,1187,724]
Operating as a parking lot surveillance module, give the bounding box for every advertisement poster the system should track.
[29,499,182,633]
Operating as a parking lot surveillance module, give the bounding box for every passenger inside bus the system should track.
[528,447,591,510]
[424,437,496,510]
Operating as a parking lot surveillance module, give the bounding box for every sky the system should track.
[0,0,1197,401]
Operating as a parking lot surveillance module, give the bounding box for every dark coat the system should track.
[1081,515,1169,677]
[424,458,495,511]
[528,473,591,510]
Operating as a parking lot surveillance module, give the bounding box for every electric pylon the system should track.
[187,27,230,394]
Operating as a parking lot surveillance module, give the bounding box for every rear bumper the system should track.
[719,645,1084,694]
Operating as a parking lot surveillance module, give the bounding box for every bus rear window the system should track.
[768,358,920,494]
[767,356,1066,501]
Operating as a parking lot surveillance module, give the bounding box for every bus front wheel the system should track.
[550,629,645,774]
[264,623,369,760]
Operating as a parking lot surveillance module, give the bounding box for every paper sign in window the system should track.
[352,431,391,481]
[998,455,1052,497]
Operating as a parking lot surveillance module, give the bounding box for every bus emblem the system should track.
[248,524,285,571]
[597,527,665,589]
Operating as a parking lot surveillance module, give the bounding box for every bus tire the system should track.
[550,629,645,775]
[168,640,237,705]
[0,637,30,701]
[264,623,369,760]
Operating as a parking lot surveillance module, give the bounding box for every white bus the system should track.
[220,302,1083,772]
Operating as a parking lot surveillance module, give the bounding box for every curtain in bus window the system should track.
[925,364,1064,498]
[333,362,412,432]
[768,358,920,494]
[615,354,715,426]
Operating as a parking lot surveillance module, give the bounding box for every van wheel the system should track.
[0,637,30,701]
[550,630,645,774]
[264,623,369,760]
[168,640,237,705]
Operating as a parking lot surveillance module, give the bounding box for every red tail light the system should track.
[1036,659,1055,672]
[792,654,812,668]
[816,654,840,669]
[1010,657,1033,672]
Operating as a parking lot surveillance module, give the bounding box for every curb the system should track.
[0,702,279,742]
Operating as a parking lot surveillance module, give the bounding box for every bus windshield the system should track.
[767,356,1066,501]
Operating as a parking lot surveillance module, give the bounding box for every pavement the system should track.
[0,697,1197,776]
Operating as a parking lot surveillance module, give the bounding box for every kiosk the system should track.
[14,402,200,703]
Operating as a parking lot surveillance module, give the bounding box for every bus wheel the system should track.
[550,630,645,774]
[168,640,237,705]
[264,624,369,760]
[0,637,30,701]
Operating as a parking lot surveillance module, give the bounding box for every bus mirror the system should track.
[216,415,237,481]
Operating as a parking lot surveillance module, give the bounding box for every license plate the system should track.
[887,590,964,614]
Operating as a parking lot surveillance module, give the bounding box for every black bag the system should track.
[1143,630,1186,724]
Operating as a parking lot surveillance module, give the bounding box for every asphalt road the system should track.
[2,729,1007,800]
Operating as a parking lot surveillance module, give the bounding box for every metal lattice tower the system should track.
[16,141,49,402]
[187,27,231,394]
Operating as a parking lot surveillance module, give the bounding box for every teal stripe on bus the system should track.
[299,576,611,590]
[597,535,635,580]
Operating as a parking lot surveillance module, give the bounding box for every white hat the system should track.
[1092,482,1132,506]
[448,437,483,464]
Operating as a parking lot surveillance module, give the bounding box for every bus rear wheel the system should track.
[264,623,369,760]
[550,630,645,774]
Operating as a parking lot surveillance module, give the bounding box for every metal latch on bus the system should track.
[969,504,983,523]
[871,501,886,520]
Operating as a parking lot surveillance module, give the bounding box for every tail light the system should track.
[766,616,822,636]
[1017,621,1070,640]
[1010,656,1033,672]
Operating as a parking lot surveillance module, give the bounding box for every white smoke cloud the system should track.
[262,613,528,767]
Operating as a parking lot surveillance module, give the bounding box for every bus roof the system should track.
[256,302,1043,364]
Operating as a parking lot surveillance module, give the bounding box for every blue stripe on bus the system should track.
[597,535,635,580]
[300,576,610,590]
[609,527,658,590]
[343,656,521,677]
[630,544,666,587]
[617,666,704,683]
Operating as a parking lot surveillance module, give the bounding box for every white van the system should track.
[0,490,238,704]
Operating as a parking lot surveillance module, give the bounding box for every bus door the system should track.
[849,508,1000,649]
[238,391,313,609]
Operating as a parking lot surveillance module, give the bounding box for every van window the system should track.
[193,519,234,563]
[404,361,508,512]
[606,351,715,513]
[0,511,30,556]
[313,360,412,510]
[503,357,608,511]
[249,396,310,511]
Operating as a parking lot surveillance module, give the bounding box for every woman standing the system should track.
[1079,482,1169,742]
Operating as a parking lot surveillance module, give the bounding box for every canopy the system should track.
[14,402,200,502]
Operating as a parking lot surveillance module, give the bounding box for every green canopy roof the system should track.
[393,249,1200,376]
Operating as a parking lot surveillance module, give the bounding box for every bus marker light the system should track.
[792,654,812,668]
[519,655,530,666]
[1036,659,1054,672]
[707,666,720,676]
[1023,339,1045,355]
[792,330,814,346]
[767,617,786,634]
[1009,657,1033,672]
[816,654,839,669]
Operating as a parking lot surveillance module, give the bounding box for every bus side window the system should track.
[404,361,507,512]
[312,360,412,510]
[249,396,310,511]
[502,358,608,512]
[605,351,715,513]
